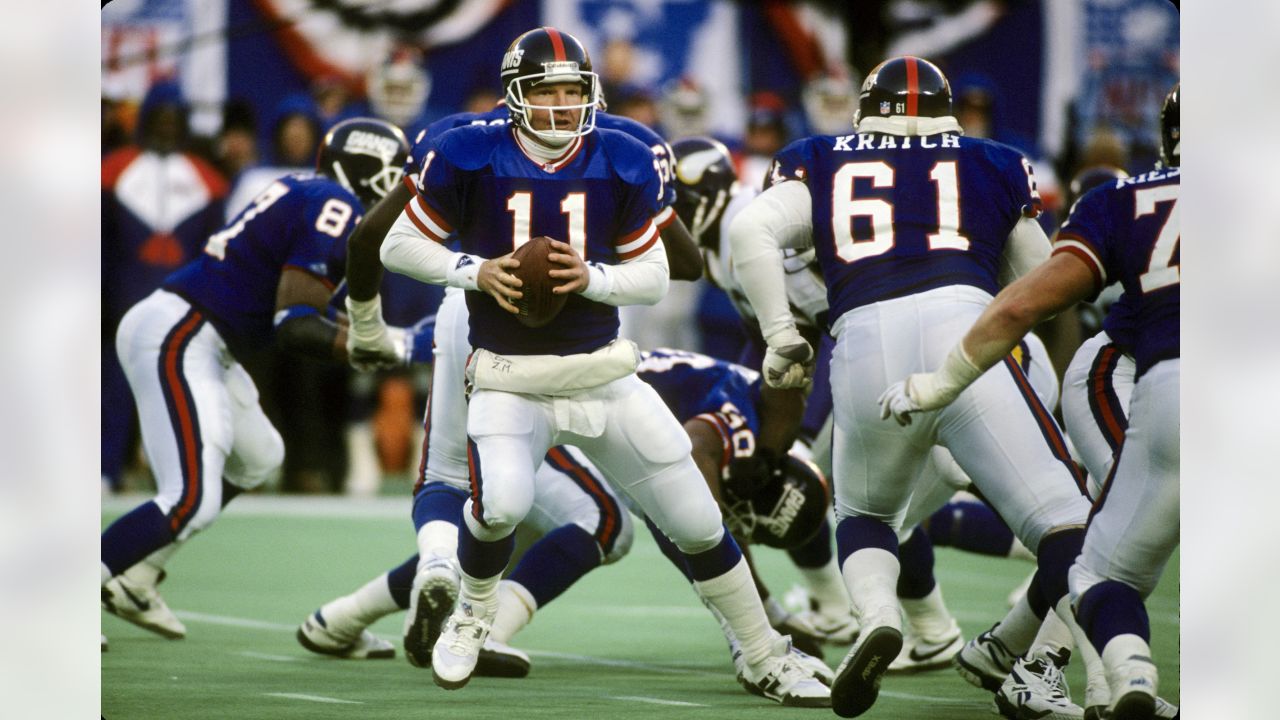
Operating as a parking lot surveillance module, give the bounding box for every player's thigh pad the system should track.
[1061,332,1136,492]
[938,359,1089,554]
[421,288,472,489]
[1069,360,1179,599]
[116,291,233,538]
[465,389,554,532]
[529,446,634,564]
[223,362,283,490]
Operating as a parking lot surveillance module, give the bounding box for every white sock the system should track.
[900,584,958,639]
[459,568,501,619]
[798,557,850,614]
[840,548,901,628]
[416,520,459,571]
[320,572,401,637]
[1054,596,1109,705]
[991,593,1040,656]
[693,558,775,667]
[1008,537,1036,562]
[1029,607,1075,655]
[125,542,182,586]
[489,580,536,643]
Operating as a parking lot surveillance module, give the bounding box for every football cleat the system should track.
[740,635,832,708]
[475,637,531,678]
[830,611,903,718]
[888,621,963,674]
[431,600,492,690]
[403,559,460,668]
[1101,635,1159,720]
[102,575,186,639]
[1084,696,1178,720]
[956,623,1019,692]
[296,610,394,660]
[994,647,1083,720]
[799,607,861,645]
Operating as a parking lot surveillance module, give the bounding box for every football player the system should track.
[100,118,428,646]
[730,56,1095,718]
[881,84,1180,720]
[349,27,828,705]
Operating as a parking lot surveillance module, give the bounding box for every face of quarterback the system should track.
[524,81,586,133]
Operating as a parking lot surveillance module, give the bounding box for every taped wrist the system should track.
[579,262,612,302]
[345,295,385,341]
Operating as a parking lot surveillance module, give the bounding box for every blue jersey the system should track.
[408,123,664,355]
[163,174,360,357]
[1055,167,1180,377]
[407,108,676,210]
[637,349,762,434]
[771,132,1040,322]
[1100,292,1137,353]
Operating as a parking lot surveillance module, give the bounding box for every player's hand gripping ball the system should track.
[511,236,569,328]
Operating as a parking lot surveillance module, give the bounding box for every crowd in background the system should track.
[101,0,1178,498]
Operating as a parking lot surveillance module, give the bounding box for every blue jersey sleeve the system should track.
[285,185,360,288]
[403,134,466,243]
[765,137,820,189]
[598,113,676,208]
[600,131,664,260]
[1054,183,1115,297]
[989,144,1043,220]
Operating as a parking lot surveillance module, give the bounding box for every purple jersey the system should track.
[1055,167,1180,377]
[638,349,762,435]
[408,124,663,355]
[770,132,1040,322]
[163,174,360,357]
[406,108,676,210]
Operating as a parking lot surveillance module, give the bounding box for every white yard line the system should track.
[264,692,362,705]
[239,651,299,662]
[176,610,296,632]
[607,695,709,707]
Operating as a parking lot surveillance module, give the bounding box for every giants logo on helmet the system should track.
[343,130,401,163]
[762,483,807,536]
[501,47,525,74]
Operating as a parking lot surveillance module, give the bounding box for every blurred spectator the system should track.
[102,80,228,492]
[102,97,133,156]
[224,93,322,219]
[312,73,361,128]
[367,45,432,138]
[735,91,790,191]
[213,100,258,179]
[611,83,660,129]
[599,37,638,107]
[802,74,860,136]
[658,77,710,142]
[1075,127,1132,177]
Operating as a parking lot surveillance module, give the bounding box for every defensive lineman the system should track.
[730,56,1093,717]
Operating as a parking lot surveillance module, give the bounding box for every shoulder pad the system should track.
[434,124,507,172]
[597,112,665,148]
[595,128,660,185]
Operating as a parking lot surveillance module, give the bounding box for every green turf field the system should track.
[102,495,1179,719]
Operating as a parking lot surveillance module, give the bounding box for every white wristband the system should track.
[579,262,612,302]
[445,253,484,291]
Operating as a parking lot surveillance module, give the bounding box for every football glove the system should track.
[878,344,983,426]
[762,331,814,389]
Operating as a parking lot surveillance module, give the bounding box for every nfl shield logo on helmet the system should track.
[879,100,891,115]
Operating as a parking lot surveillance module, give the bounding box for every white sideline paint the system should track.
[607,695,709,707]
[264,692,362,705]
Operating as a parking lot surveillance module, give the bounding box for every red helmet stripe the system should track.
[906,57,919,116]
[544,27,567,62]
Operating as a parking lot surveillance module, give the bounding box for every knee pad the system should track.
[642,462,723,555]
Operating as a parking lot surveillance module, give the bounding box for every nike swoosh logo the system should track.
[908,641,956,663]
[118,584,151,612]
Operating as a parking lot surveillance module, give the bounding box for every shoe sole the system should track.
[432,667,473,690]
[954,652,1005,692]
[887,639,962,675]
[404,576,459,668]
[474,648,531,678]
[1111,691,1156,720]
[831,626,903,718]
[993,690,1083,720]
[296,626,394,660]
[102,595,186,640]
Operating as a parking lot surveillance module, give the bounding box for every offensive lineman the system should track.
[366,27,828,705]
[729,56,1094,717]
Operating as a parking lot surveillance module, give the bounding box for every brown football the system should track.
[510,236,569,328]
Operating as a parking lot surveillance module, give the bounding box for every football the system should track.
[510,236,568,328]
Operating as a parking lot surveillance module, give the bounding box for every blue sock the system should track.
[386,555,418,610]
[411,482,468,533]
[925,500,1015,556]
[896,527,937,599]
[645,516,694,582]
[1076,580,1151,651]
[835,515,898,566]
[507,524,602,607]
[1027,572,1049,619]
[1033,528,1085,609]
[787,516,833,568]
[456,521,514,579]
[681,527,744,582]
[101,501,176,577]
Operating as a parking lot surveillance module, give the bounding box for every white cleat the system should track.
[403,559,460,668]
[830,610,903,718]
[102,575,186,639]
[296,610,394,660]
[994,646,1083,720]
[799,607,861,645]
[740,636,832,708]
[431,600,491,690]
[888,622,963,674]
[1102,636,1159,720]
[955,623,1019,692]
[475,637,531,678]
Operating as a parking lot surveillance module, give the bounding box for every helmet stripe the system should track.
[905,56,919,116]
[544,26,567,62]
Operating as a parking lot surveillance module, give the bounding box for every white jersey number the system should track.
[506,190,588,259]
[1134,186,1180,292]
[831,160,969,263]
